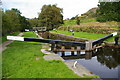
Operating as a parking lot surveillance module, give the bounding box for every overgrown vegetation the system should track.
[3,32,99,78]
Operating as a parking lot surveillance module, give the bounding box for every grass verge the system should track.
[2,32,99,78]
[51,30,118,42]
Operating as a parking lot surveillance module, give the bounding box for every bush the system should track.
[76,19,80,25]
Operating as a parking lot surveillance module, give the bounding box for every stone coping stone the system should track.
[41,49,64,61]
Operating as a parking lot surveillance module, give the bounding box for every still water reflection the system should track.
[57,47,120,78]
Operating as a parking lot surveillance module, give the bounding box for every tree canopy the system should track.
[38,5,63,30]
[28,18,38,27]
[96,2,120,22]
[2,8,30,35]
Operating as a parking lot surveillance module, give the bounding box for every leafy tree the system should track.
[19,16,31,31]
[38,4,63,30]
[28,18,38,27]
[76,19,80,25]
[2,8,30,35]
[96,2,120,22]
[70,14,79,20]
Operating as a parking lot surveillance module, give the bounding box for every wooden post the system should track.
[54,47,57,53]
[61,46,65,57]
[114,37,119,45]
[85,51,92,60]
[61,51,65,57]
[85,41,93,51]
[61,46,65,51]
[77,46,81,55]
[50,41,55,51]
[71,47,75,56]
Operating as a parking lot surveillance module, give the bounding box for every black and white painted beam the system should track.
[25,29,30,32]
[7,32,117,48]
[7,36,24,41]
[92,32,117,45]
[7,36,86,47]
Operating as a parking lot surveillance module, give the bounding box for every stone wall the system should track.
[38,32,88,42]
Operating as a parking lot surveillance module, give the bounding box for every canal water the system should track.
[57,47,120,79]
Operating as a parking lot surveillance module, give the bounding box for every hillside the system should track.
[81,7,98,18]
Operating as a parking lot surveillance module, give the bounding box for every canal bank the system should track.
[37,31,119,79]
[41,44,99,78]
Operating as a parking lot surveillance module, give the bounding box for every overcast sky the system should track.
[2,0,99,19]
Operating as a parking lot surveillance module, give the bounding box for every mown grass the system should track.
[2,32,99,78]
[0,32,19,44]
[51,30,117,42]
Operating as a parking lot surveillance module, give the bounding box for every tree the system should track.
[96,2,120,22]
[28,18,38,27]
[19,16,31,31]
[38,4,63,30]
[76,19,80,25]
[2,8,30,35]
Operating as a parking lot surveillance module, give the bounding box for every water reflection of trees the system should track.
[96,47,120,69]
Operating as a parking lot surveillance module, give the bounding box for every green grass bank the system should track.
[51,30,117,42]
[2,32,98,78]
